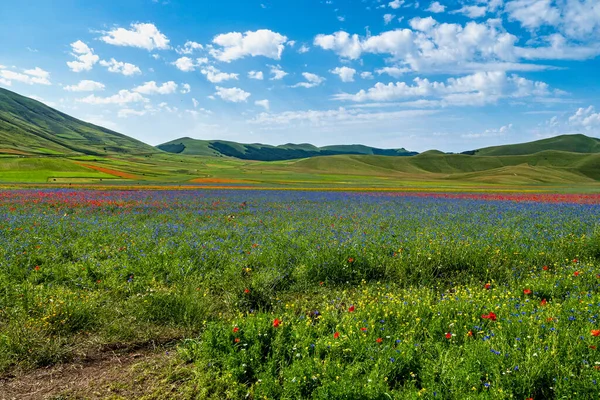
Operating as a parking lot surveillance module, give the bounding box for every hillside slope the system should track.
[0,87,157,155]
[157,137,417,161]
[471,134,600,156]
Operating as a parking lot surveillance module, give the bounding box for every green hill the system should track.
[157,137,417,161]
[470,134,600,156]
[0,87,157,156]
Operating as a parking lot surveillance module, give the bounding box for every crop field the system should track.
[2,189,600,399]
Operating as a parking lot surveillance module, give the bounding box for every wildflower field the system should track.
[2,189,600,399]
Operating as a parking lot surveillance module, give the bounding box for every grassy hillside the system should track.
[472,134,600,156]
[0,87,157,156]
[157,137,417,161]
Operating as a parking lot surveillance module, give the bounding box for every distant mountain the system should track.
[468,134,600,156]
[157,137,418,161]
[0,87,156,156]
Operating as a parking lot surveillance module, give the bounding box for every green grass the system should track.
[473,134,600,156]
[2,189,600,399]
[0,87,158,156]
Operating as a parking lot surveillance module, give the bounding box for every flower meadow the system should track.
[2,189,600,398]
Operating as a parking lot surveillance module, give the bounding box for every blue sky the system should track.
[1,0,599,152]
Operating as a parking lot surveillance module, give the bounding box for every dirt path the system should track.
[0,346,179,400]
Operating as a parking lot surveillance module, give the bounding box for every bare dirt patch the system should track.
[0,343,185,400]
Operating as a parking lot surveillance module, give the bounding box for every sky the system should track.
[0,0,599,152]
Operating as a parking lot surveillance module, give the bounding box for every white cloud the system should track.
[384,14,396,25]
[248,70,264,80]
[569,106,600,129]
[334,71,555,106]
[100,23,170,50]
[292,72,325,88]
[66,40,99,72]
[515,33,600,60]
[330,66,356,82]
[314,31,363,59]
[173,56,195,72]
[133,81,178,95]
[181,83,191,94]
[210,29,288,62]
[78,90,148,105]
[200,66,239,83]
[361,71,374,79]
[255,99,270,110]
[426,1,446,13]
[462,123,513,138]
[0,68,51,85]
[298,44,310,53]
[64,80,105,92]
[451,5,488,18]
[99,58,141,76]
[389,0,405,9]
[214,86,251,102]
[176,40,203,54]
[269,65,288,80]
[192,98,199,108]
[248,107,437,126]
[376,66,412,77]
[409,16,437,31]
[505,0,561,30]
[118,108,147,118]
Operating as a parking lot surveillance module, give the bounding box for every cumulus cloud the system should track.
[133,81,178,95]
[451,5,488,18]
[462,123,513,138]
[172,57,195,72]
[248,70,264,80]
[333,71,556,106]
[64,80,105,92]
[515,33,600,60]
[100,23,170,50]
[426,1,446,13]
[66,41,99,72]
[569,106,600,129]
[78,90,148,105]
[210,29,288,62]
[384,14,396,25]
[298,44,310,53]
[269,65,288,80]
[361,71,374,79]
[176,41,203,54]
[255,99,270,110]
[181,83,191,94]
[330,66,356,82]
[292,72,326,88]
[200,66,239,83]
[214,86,251,102]
[389,0,405,9]
[0,67,51,85]
[99,58,141,76]
[376,66,412,78]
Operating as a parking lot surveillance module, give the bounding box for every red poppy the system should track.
[348,305,355,312]
[233,327,240,333]
[333,332,340,339]
[540,299,547,306]
[481,312,497,321]
[348,257,355,263]
[591,330,600,337]
[484,283,491,290]
[361,327,367,332]
[573,259,579,263]
[590,345,597,350]
[467,330,473,337]
[445,332,452,339]
[376,338,383,344]
[234,338,240,343]
[319,281,324,286]
[34,266,40,271]
[542,266,549,271]
[244,288,250,294]
[273,318,281,328]
[574,271,581,277]
[523,288,532,295]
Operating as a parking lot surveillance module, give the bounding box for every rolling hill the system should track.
[157,137,418,161]
[0,87,157,156]
[468,134,600,156]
